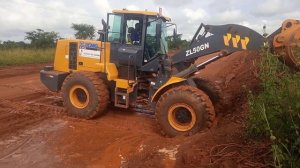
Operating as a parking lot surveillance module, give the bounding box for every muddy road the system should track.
[0,52,271,168]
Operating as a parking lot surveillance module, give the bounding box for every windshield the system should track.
[144,18,168,62]
[107,14,122,43]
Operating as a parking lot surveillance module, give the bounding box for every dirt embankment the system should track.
[0,52,271,168]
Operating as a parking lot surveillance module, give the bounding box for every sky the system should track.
[0,0,299,42]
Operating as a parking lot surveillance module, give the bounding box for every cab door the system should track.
[107,13,123,65]
[107,13,144,80]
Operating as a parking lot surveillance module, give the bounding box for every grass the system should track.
[0,48,55,67]
[248,47,300,167]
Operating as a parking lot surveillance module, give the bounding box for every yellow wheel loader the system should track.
[40,9,300,137]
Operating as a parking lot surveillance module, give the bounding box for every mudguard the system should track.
[151,76,186,102]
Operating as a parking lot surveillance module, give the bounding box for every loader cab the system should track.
[106,9,170,80]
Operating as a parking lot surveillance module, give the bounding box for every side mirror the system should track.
[98,19,107,41]
[98,30,105,41]
[101,19,107,31]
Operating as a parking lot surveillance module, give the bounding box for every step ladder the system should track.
[114,79,135,108]
[114,88,129,108]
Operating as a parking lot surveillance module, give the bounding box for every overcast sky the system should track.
[0,0,299,42]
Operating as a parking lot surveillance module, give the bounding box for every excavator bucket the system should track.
[272,19,300,70]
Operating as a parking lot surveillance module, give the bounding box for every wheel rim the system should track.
[69,85,89,109]
[168,103,196,132]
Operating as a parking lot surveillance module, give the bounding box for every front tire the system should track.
[155,86,215,137]
[61,72,109,119]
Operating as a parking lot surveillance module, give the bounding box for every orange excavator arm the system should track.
[272,19,300,70]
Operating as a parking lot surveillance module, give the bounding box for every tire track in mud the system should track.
[0,119,67,168]
[0,91,66,139]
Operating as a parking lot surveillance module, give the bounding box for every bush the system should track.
[25,29,59,48]
[248,47,300,167]
[0,48,54,66]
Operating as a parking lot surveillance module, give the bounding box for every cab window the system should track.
[144,18,160,61]
[107,14,122,43]
[124,16,142,45]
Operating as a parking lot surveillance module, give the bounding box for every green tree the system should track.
[25,29,59,48]
[167,33,188,49]
[0,40,29,49]
[71,23,95,39]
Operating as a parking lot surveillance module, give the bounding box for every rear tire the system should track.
[155,86,215,137]
[61,72,109,119]
[193,77,224,111]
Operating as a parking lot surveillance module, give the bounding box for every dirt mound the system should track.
[172,51,271,167]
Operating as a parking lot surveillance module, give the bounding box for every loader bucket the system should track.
[273,19,300,70]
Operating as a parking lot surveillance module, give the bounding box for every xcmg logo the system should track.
[223,33,250,50]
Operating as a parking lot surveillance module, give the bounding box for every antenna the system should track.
[159,7,162,16]
[263,24,268,38]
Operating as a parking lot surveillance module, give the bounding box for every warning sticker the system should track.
[79,41,101,59]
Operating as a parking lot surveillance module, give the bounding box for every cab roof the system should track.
[112,9,171,21]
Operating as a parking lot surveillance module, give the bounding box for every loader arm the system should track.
[171,23,265,65]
